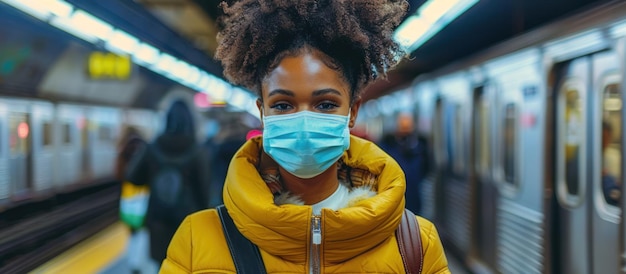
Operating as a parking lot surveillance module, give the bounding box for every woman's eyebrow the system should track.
[268,88,343,97]
[268,89,295,97]
[312,89,342,97]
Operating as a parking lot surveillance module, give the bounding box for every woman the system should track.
[161,0,450,273]
[127,100,210,265]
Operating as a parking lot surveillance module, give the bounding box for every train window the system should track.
[42,122,52,146]
[474,93,491,177]
[502,103,517,185]
[558,81,585,202]
[601,82,622,208]
[433,100,446,167]
[98,125,113,142]
[9,114,30,155]
[452,104,466,174]
[81,120,89,149]
[63,123,71,144]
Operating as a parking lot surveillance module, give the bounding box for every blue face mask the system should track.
[262,111,351,179]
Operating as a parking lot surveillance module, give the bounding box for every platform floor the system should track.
[31,222,468,274]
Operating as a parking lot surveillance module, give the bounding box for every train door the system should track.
[57,105,80,185]
[79,108,92,182]
[551,51,622,274]
[90,107,121,179]
[442,97,472,255]
[435,74,473,257]
[591,51,622,274]
[0,102,8,202]
[31,102,55,191]
[415,84,439,221]
[468,84,498,272]
[8,105,32,200]
[482,51,547,274]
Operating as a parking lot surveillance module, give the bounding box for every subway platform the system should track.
[30,221,468,274]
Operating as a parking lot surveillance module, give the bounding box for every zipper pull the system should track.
[312,216,321,244]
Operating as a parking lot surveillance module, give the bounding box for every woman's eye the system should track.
[269,102,292,111]
[317,101,339,111]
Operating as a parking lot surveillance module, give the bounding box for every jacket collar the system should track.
[223,135,406,264]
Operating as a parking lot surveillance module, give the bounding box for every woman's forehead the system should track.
[261,52,350,98]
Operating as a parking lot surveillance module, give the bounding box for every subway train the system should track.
[0,0,240,212]
[367,1,626,273]
[0,99,161,206]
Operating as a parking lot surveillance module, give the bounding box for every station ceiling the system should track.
[136,0,608,102]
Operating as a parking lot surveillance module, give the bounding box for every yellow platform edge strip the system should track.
[30,222,130,274]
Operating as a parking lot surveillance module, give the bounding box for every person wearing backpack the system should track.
[160,1,450,273]
[126,100,210,267]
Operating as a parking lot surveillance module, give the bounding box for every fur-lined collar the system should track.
[274,181,378,209]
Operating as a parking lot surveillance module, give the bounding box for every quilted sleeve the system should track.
[417,217,451,274]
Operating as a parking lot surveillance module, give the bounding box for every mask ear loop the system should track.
[348,108,355,128]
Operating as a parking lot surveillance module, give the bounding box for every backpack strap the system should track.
[216,205,267,274]
[396,208,423,274]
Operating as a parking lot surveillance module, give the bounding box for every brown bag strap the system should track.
[396,208,423,274]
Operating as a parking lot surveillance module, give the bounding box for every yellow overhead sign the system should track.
[88,52,132,80]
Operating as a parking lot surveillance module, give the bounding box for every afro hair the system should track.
[215,0,409,99]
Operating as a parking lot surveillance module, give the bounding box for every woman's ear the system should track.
[256,98,264,127]
[349,98,362,128]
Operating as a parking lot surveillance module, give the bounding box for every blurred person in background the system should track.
[126,100,210,267]
[116,126,148,273]
[246,128,263,140]
[116,126,147,182]
[160,0,448,273]
[378,113,429,215]
[203,114,253,208]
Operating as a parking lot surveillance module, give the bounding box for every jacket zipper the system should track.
[310,215,322,274]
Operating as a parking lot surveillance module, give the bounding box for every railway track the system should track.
[0,182,120,273]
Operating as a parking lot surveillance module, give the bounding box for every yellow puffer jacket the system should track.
[161,136,450,273]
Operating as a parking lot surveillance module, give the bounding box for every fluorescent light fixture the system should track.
[186,66,201,87]
[196,73,211,89]
[169,60,191,81]
[393,16,429,50]
[2,0,51,21]
[50,9,114,43]
[72,11,114,41]
[420,0,461,24]
[106,30,139,54]
[229,88,251,110]
[1,0,262,115]
[132,42,160,65]
[44,0,73,18]
[49,16,98,43]
[153,53,177,73]
[394,0,478,52]
[205,77,230,101]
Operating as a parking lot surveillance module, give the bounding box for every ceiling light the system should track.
[106,30,138,54]
[43,0,73,18]
[1,0,261,117]
[132,43,160,65]
[419,0,462,24]
[394,0,478,52]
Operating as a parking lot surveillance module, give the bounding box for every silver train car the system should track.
[0,98,160,207]
[379,1,626,273]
